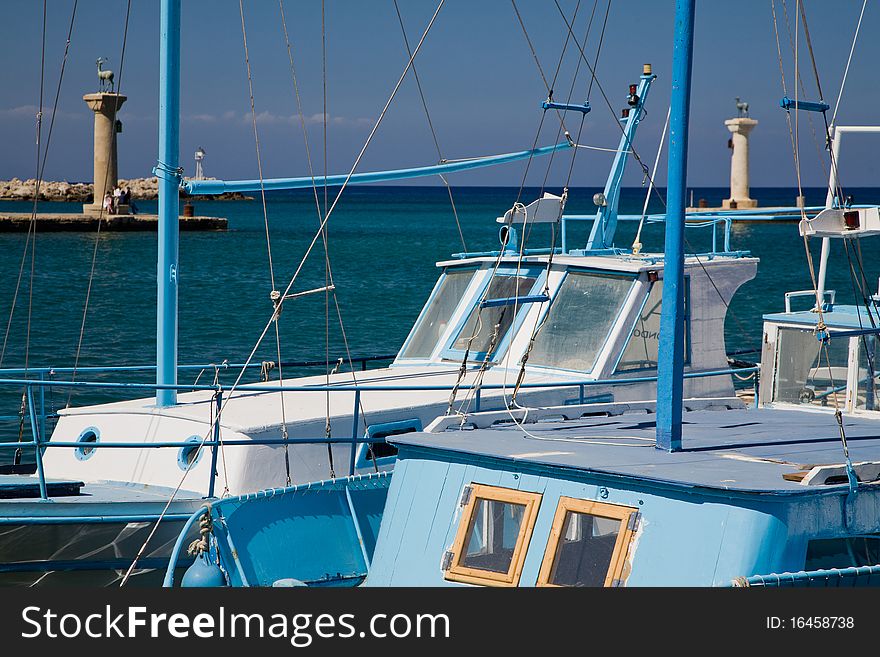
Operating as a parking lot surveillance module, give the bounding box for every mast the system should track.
[656,0,695,451]
[585,67,656,250]
[156,0,180,407]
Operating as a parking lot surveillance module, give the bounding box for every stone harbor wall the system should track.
[0,177,249,201]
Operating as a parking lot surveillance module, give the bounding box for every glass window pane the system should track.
[549,511,621,587]
[805,536,880,570]
[773,328,850,407]
[460,498,526,574]
[452,274,538,357]
[529,272,633,372]
[856,335,879,411]
[400,269,473,359]
[616,281,688,372]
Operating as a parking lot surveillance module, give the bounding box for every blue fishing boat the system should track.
[0,0,770,586]
[160,0,880,588]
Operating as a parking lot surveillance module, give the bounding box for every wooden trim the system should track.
[536,497,638,587]
[445,483,542,587]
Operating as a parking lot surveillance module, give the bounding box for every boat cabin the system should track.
[44,249,757,495]
[760,302,880,414]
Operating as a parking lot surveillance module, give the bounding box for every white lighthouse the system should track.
[194,146,206,180]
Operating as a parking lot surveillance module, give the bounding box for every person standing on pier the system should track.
[103,191,114,214]
[112,185,123,213]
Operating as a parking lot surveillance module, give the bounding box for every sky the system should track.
[0,0,877,188]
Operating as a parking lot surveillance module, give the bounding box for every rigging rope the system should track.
[123,0,449,581]
[831,0,868,128]
[1,1,77,371]
[68,0,131,406]
[238,0,291,484]
[393,0,467,252]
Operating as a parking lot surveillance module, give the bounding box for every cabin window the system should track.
[537,497,638,587]
[805,536,880,570]
[528,271,634,372]
[773,327,850,407]
[616,280,689,372]
[177,436,204,471]
[445,484,541,586]
[74,427,101,461]
[400,269,474,359]
[447,272,540,360]
[856,335,880,411]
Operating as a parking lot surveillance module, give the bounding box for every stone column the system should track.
[722,117,758,209]
[82,92,127,215]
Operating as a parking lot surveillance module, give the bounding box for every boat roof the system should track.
[56,365,577,433]
[437,253,755,271]
[391,406,880,496]
[764,305,878,329]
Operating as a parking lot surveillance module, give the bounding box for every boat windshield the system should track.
[772,326,850,407]
[400,268,474,359]
[450,272,539,359]
[616,280,689,372]
[528,271,634,372]
[856,334,880,411]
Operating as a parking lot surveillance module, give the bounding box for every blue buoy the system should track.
[181,552,227,587]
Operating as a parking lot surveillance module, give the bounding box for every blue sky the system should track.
[0,0,876,187]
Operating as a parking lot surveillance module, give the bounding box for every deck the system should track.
[394,406,880,494]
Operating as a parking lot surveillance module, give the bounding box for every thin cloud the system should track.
[0,105,85,121]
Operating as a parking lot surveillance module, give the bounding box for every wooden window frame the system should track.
[537,497,638,587]
[445,484,542,587]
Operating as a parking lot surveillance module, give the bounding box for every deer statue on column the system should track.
[96,57,115,92]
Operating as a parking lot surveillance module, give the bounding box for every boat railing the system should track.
[556,213,738,257]
[0,364,758,502]
[0,354,397,449]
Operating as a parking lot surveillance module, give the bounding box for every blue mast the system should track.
[585,69,656,250]
[656,0,695,451]
[156,0,180,407]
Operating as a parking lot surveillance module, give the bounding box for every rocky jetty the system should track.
[0,177,250,202]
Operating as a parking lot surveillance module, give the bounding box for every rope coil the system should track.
[187,506,214,557]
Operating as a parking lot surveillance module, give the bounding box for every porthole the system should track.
[74,427,100,461]
[177,435,204,471]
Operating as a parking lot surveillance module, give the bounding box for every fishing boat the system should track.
[0,0,768,586]
[160,0,880,588]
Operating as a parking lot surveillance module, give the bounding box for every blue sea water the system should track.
[0,185,879,411]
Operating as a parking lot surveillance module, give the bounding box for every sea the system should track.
[0,185,878,433]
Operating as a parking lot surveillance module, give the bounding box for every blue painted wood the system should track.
[390,407,880,494]
[585,72,656,250]
[156,0,181,407]
[197,476,390,587]
[779,97,830,113]
[541,100,591,114]
[656,0,696,451]
[183,142,572,195]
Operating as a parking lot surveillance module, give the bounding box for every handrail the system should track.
[0,353,397,377]
[0,365,757,394]
[0,365,757,503]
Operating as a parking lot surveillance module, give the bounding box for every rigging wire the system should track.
[1,1,78,370]
[123,0,448,581]
[279,0,369,481]
[774,0,864,490]
[321,0,335,479]
[237,0,291,484]
[68,1,132,406]
[393,0,467,252]
[10,0,48,467]
[831,0,868,128]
